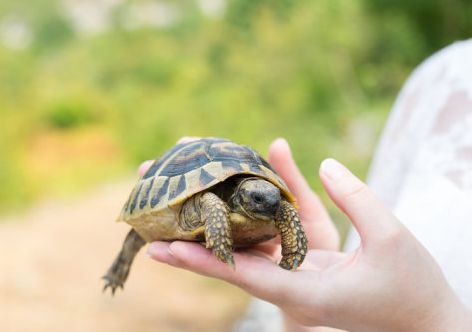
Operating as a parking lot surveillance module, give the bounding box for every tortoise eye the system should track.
[251,192,264,204]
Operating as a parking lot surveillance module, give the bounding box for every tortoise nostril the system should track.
[251,192,264,204]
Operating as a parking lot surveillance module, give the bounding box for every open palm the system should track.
[145,138,469,331]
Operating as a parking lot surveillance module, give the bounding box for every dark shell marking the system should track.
[139,177,154,209]
[150,177,169,208]
[118,137,291,222]
[199,168,216,186]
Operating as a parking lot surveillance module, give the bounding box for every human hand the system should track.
[140,137,341,331]
[144,139,472,331]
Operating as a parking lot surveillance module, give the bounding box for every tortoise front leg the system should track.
[200,192,235,268]
[275,200,308,270]
[103,229,146,294]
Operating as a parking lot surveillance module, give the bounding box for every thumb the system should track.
[319,158,400,247]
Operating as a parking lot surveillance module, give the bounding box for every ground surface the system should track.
[0,180,249,332]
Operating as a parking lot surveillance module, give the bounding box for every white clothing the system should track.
[237,40,472,331]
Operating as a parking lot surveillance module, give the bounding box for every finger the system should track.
[138,160,154,177]
[269,138,339,250]
[145,241,179,264]
[268,138,326,218]
[319,158,400,247]
[177,136,201,144]
[147,241,301,304]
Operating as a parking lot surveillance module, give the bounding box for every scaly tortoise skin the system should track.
[103,137,308,294]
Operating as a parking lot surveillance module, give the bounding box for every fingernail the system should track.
[146,242,158,257]
[320,158,349,180]
[273,137,291,153]
[146,242,173,260]
[274,137,287,145]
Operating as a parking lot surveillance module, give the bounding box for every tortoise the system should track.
[103,137,308,294]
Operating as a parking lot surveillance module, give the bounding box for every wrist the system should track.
[413,296,472,332]
[435,301,472,332]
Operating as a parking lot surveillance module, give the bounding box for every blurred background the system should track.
[0,0,470,331]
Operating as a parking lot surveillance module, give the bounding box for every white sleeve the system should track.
[344,39,472,308]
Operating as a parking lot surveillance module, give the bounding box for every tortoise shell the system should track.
[117,137,295,240]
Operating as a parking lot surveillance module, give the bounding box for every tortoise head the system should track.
[231,177,281,221]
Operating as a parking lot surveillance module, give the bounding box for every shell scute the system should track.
[159,142,210,177]
[142,142,186,179]
[168,174,187,201]
[139,177,154,210]
[129,182,143,214]
[150,177,169,208]
[118,137,293,223]
[199,168,216,186]
[220,159,243,172]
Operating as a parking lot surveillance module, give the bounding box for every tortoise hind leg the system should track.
[275,200,308,270]
[200,192,235,267]
[103,229,146,295]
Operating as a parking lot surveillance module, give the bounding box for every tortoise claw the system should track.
[102,275,123,296]
[279,253,303,270]
[225,254,235,270]
[102,229,145,296]
[213,249,235,270]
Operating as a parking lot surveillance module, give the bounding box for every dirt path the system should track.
[0,181,249,332]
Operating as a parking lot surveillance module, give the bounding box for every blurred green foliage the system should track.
[0,0,470,223]
[44,98,100,129]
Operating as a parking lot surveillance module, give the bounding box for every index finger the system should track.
[268,138,339,250]
[319,158,401,248]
